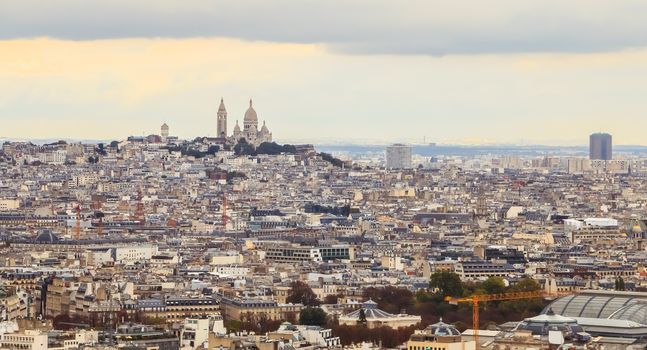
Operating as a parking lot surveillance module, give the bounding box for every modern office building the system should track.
[386,143,412,169]
[264,244,354,263]
[589,133,612,160]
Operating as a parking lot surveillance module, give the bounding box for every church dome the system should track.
[244,99,258,126]
[233,120,241,133]
[260,121,269,134]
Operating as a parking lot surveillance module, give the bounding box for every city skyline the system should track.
[3,1,647,145]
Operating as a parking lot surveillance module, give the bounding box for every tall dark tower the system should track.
[217,98,227,137]
[589,133,612,160]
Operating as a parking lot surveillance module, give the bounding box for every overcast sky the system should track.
[2,0,647,145]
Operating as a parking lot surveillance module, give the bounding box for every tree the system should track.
[508,278,541,292]
[480,277,506,295]
[286,281,321,306]
[429,271,464,298]
[96,143,107,156]
[364,286,413,314]
[233,139,256,156]
[299,307,327,326]
[323,294,339,304]
[615,277,626,291]
[319,152,344,167]
[226,170,247,182]
[358,309,367,325]
[255,142,298,155]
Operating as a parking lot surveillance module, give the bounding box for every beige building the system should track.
[220,297,302,322]
[0,327,48,350]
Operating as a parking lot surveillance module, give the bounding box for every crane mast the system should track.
[445,290,563,350]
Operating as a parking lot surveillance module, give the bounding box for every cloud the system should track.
[2,0,647,55]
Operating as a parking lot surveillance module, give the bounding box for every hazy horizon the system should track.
[2,1,647,145]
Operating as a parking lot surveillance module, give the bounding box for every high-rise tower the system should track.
[386,144,412,169]
[589,133,612,160]
[217,98,227,137]
[161,123,169,141]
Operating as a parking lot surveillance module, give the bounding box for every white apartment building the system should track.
[113,245,159,264]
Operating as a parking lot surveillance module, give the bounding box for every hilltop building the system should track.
[217,98,227,138]
[216,98,272,147]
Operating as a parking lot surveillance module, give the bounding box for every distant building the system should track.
[589,133,612,160]
[227,99,272,146]
[386,143,412,169]
[161,123,169,141]
[216,98,227,138]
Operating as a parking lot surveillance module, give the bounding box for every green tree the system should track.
[234,139,256,156]
[480,277,506,295]
[615,277,626,291]
[429,271,464,298]
[358,308,367,325]
[319,152,345,167]
[299,307,327,326]
[508,278,541,292]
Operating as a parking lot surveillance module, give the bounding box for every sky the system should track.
[2,0,647,145]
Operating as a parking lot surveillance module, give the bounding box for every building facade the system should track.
[386,144,413,169]
[216,99,272,147]
[590,133,612,160]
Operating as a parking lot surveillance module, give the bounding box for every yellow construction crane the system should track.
[445,290,553,349]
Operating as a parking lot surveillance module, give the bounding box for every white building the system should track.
[180,318,210,350]
[38,150,68,164]
[112,245,159,264]
[564,218,618,232]
[228,99,272,147]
